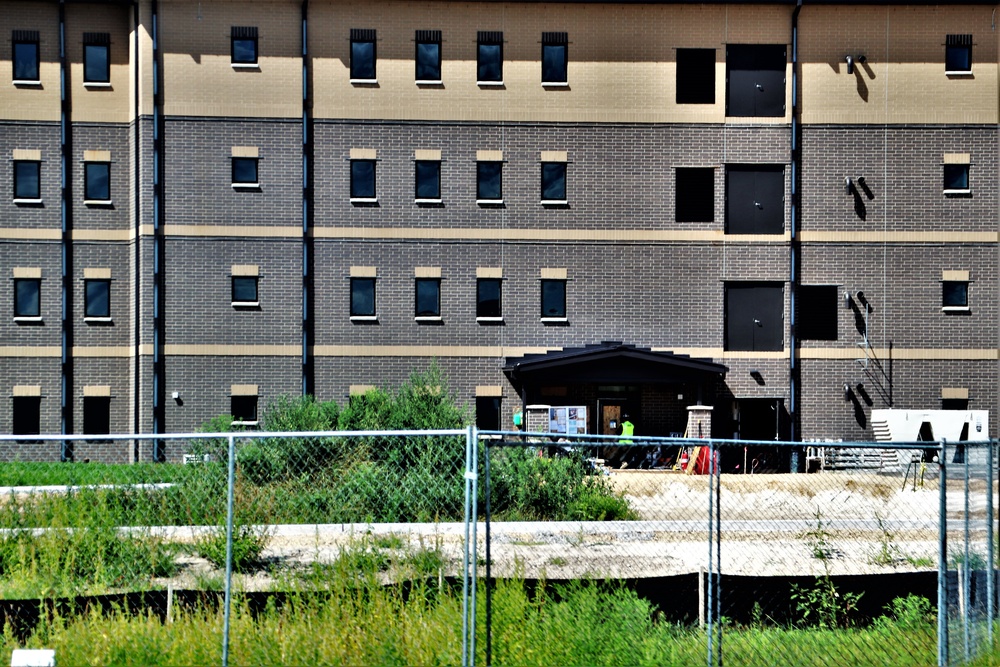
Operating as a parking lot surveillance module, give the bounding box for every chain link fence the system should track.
[0,430,996,666]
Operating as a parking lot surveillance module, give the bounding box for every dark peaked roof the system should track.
[503,342,727,391]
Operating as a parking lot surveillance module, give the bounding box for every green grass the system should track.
[0,462,193,487]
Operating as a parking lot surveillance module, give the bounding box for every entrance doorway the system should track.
[733,398,788,473]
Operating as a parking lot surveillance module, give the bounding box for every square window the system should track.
[350,29,376,81]
[541,162,567,202]
[415,160,441,200]
[477,278,502,319]
[726,44,785,117]
[477,31,503,83]
[85,279,110,319]
[13,32,40,82]
[83,34,110,84]
[944,164,969,192]
[350,277,376,317]
[83,395,111,435]
[232,157,259,186]
[477,161,502,201]
[946,34,972,73]
[540,279,566,319]
[675,168,714,222]
[676,48,716,104]
[476,396,501,431]
[84,162,110,201]
[725,282,783,351]
[350,159,376,199]
[797,285,838,341]
[12,396,41,436]
[231,27,258,65]
[13,161,40,200]
[943,281,968,308]
[232,276,258,305]
[231,395,258,425]
[415,278,441,318]
[415,30,442,82]
[14,278,40,318]
[542,32,568,84]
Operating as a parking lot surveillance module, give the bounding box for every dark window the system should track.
[797,285,838,340]
[725,165,784,234]
[231,26,258,64]
[14,278,40,318]
[477,161,502,201]
[83,33,110,83]
[726,44,785,117]
[944,164,969,191]
[675,168,714,222]
[350,29,376,80]
[13,161,40,200]
[415,160,441,200]
[943,281,968,308]
[85,279,110,318]
[415,278,441,317]
[13,31,40,81]
[477,278,502,318]
[541,279,566,319]
[476,396,501,431]
[542,32,568,84]
[12,396,41,436]
[232,276,258,304]
[541,162,567,202]
[231,395,258,424]
[232,157,258,185]
[725,282,783,351]
[350,277,376,317]
[477,31,503,83]
[83,396,111,435]
[946,34,972,73]
[350,160,376,199]
[942,398,969,411]
[676,48,715,104]
[84,162,110,201]
[415,30,442,82]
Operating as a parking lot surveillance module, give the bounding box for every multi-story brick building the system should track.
[1,0,996,468]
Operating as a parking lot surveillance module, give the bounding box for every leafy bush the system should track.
[194,523,272,573]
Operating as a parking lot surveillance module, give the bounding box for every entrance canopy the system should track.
[503,341,727,394]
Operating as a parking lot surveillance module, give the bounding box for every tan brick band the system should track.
[414,266,441,278]
[476,385,503,397]
[13,267,42,278]
[83,268,112,279]
[476,267,503,278]
[83,385,111,397]
[350,266,378,278]
[12,385,42,397]
[540,268,567,279]
[231,384,259,396]
[12,149,41,161]
[83,150,111,162]
[942,387,969,400]
[350,148,377,160]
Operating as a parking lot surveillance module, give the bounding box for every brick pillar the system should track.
[686,405,713,439]
[526,405,550,432]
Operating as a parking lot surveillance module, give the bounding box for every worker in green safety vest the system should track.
[619,414,634,443]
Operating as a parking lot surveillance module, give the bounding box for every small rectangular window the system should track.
[12,396,41,436]
[415,160,442,201]
[477,31,503,84]
[946,34,972,73]
[350,159,376,200]
[350,29,376,81]
[83,33,110,84]
[13,31,40,83]
[415,278,441,318]
[350,277,376,317]
[477,278,502,319]
[676,48,715,104]
[476,396,501,431]
[477,161,502,202]
[84,279,111,319]
[944,164,970,193]
[943,281,969,309]
[232,276,259,305]
[675,167,714,222]
[540,279,566,319]
[231,26,258,65]
[231,395,258,426]
[415,30,442,83]
[83,395,111,436]
[232,157,259,187]
[14,278,40,318]
[797,285,838,340]
[541,162,567,203]
[541,32,568,85]
[84,162,110,202]
[13,161,41,201]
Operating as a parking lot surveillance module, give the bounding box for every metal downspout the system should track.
[301,0,313,397]
[789,0,803,469]
[132,0,141,455]
[151,0,164,459]
[58,0,74,461]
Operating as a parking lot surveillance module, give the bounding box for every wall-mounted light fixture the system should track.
[844,290,852,308]
[843,383,851,400]
[846,55,866,74]
[845,176,854,195]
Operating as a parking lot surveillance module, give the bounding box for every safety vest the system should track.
[619,420,634,443]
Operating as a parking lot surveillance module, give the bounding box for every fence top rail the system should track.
[0,428,469,443]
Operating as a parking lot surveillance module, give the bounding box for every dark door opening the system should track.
[731,398,789,473]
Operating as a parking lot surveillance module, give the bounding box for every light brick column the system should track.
[686,405,713,439]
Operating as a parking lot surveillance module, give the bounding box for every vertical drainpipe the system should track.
[301,0,313,397]
[151,0,165,458]
[59,0,74,461]
[789,0,803,469]
[132,0,141,453]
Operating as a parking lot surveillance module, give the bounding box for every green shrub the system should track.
[193,523,272,573]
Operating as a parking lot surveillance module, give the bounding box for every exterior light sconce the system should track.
[843,383,851,400]
[845,176,854,195]
[846,54,866,74]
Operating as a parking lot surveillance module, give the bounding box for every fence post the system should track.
[484,438,493,667]
[988,439,995,645]
[706,440,715,667]
[461,425,478,667]
[938,439,948,667]
[962,443,971,662]
[222,433,236,667]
